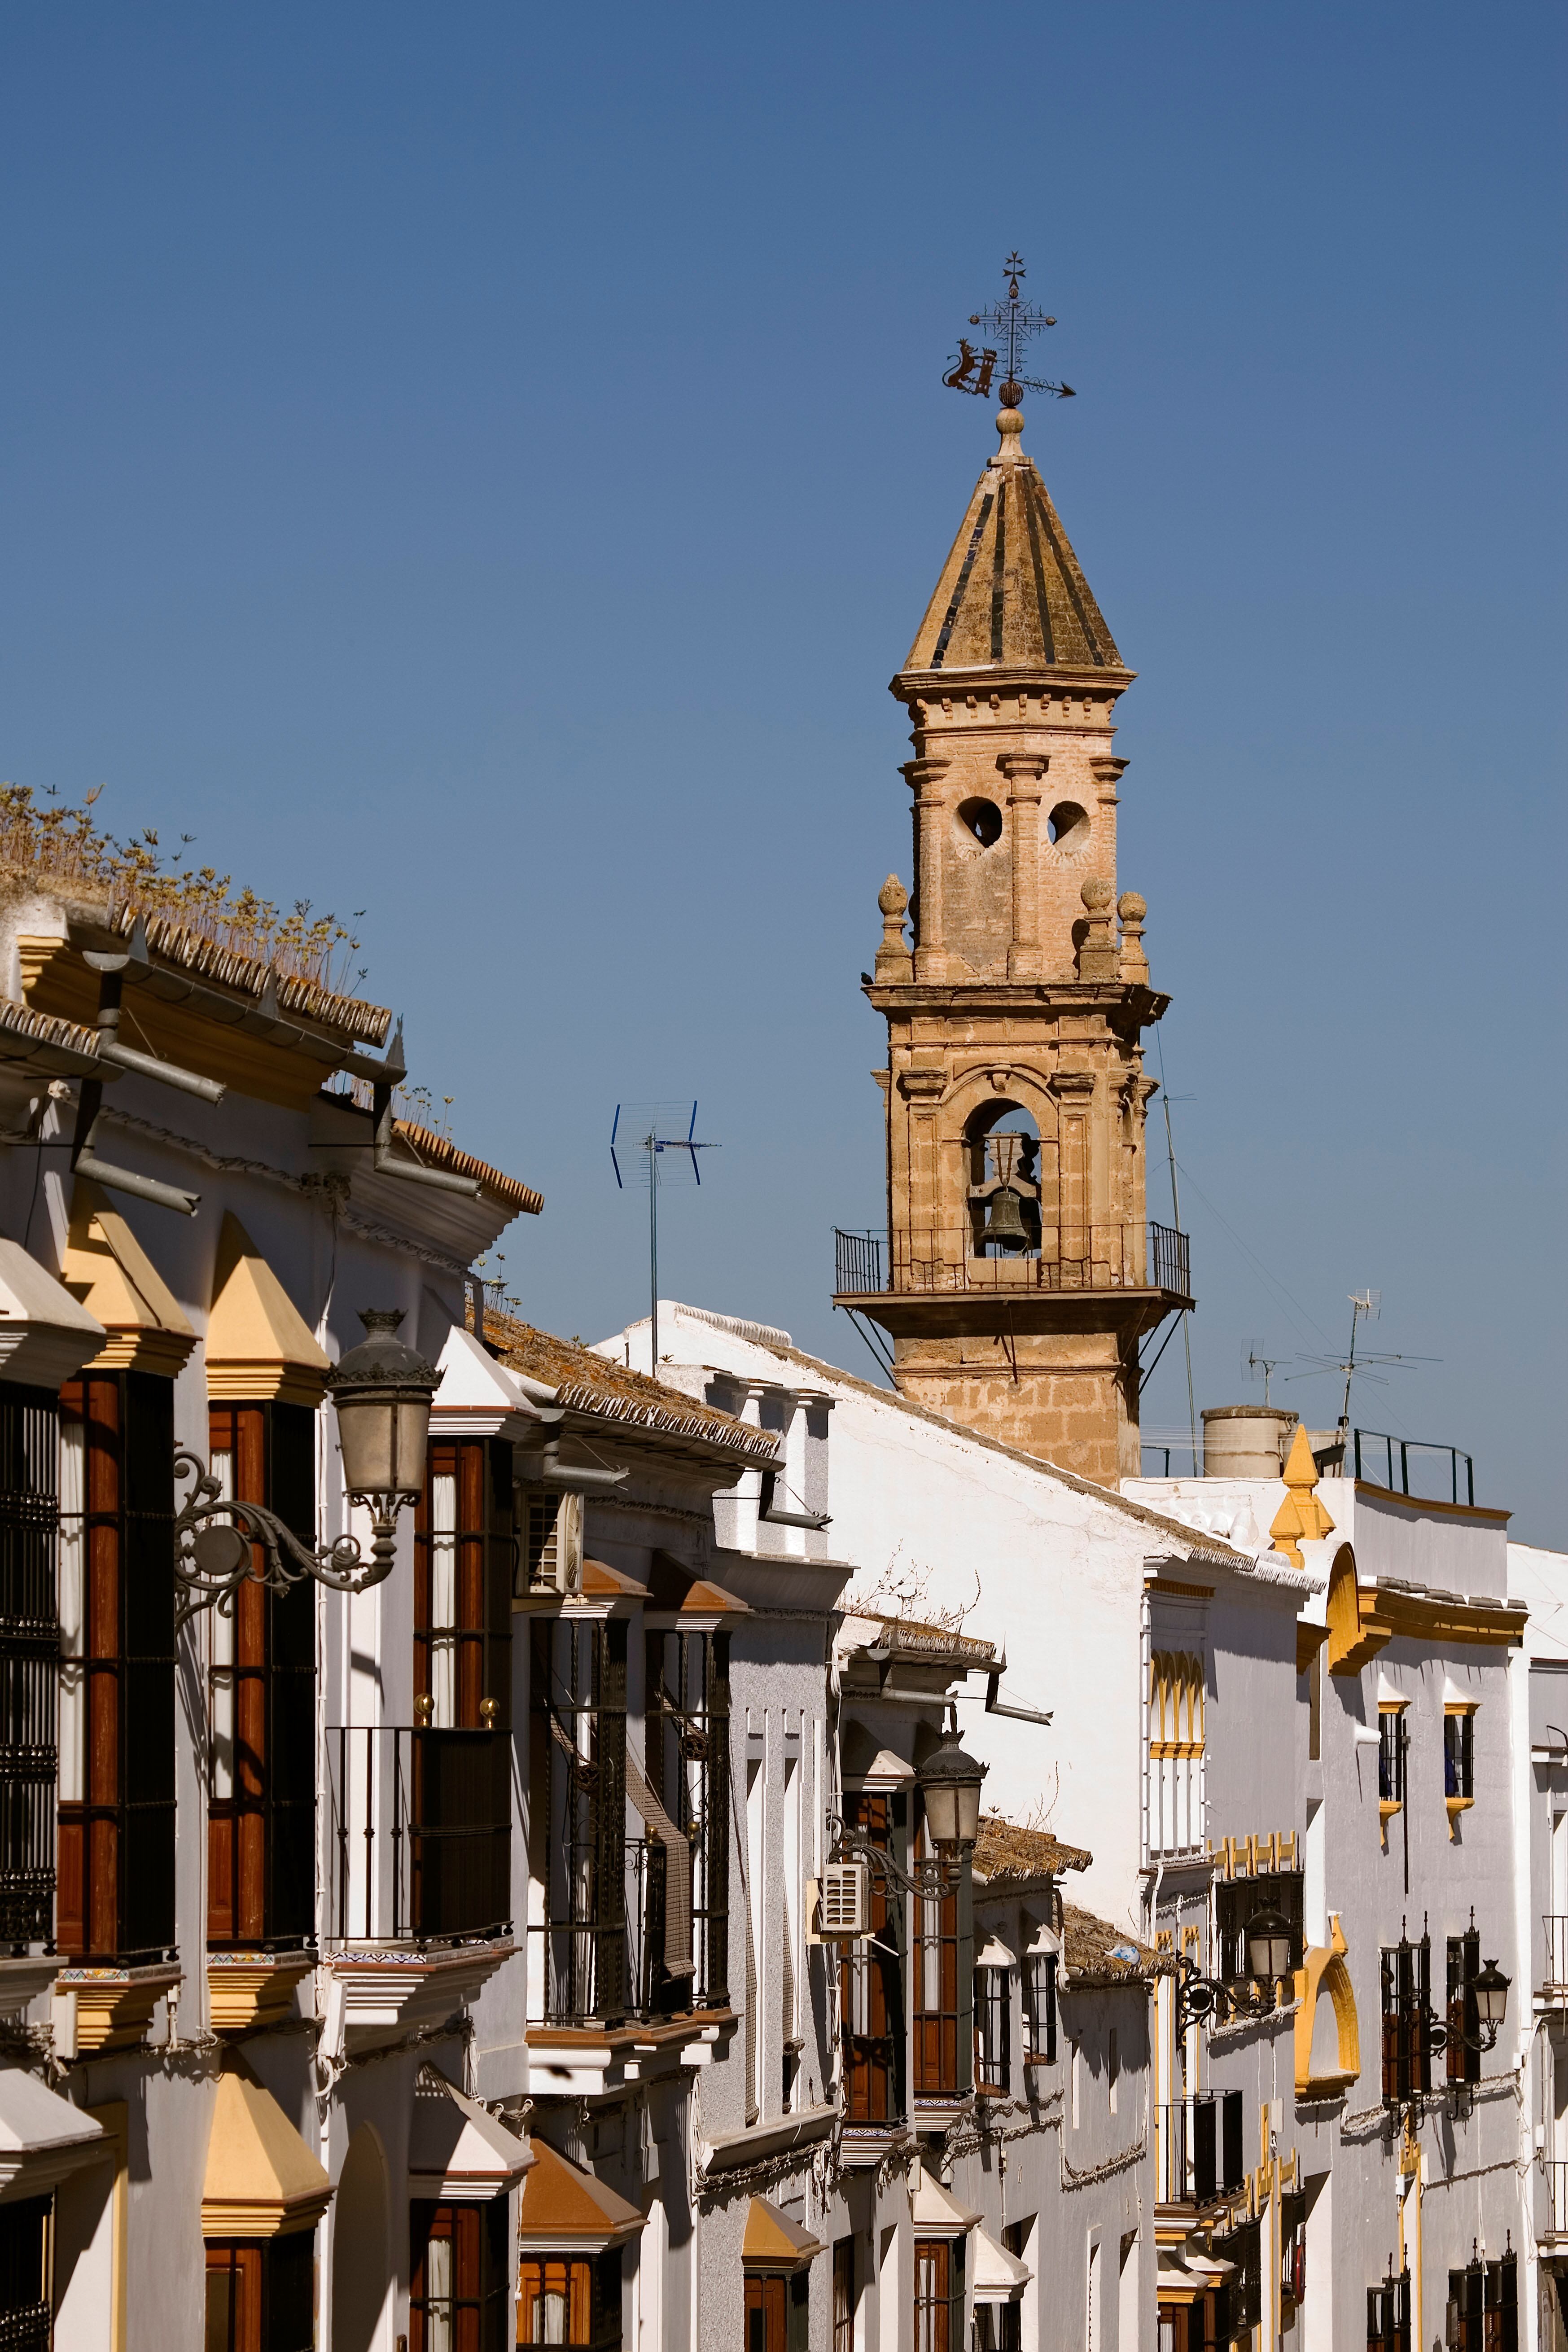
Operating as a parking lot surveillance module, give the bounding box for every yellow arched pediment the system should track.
[1325,1543,1392,1678]
[1293,1912,1359,2097]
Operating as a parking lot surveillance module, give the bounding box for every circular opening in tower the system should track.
[955,797,1003,848]
[1047,801,1090,851]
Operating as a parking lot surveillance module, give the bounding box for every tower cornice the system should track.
[892,663,1136,703]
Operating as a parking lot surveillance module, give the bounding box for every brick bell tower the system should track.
[835,392,1191,1485]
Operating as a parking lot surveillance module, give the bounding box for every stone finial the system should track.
[1076,876,1119,980]
[874,874,913,983]
[1270,1425,1336,1568]
[1117,890,1149,985]
[995,404,1026,464]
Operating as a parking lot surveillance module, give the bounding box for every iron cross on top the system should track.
[942,251,1077,406]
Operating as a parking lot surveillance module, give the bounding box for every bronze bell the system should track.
[981,1185,1029,1252]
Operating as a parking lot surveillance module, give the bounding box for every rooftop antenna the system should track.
[610,1103,717,1376]
[1283,1290,1437,1448]
[1246,1346,1281,1406]
[942,252,1077,408]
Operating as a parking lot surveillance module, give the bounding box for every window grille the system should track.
[1367,2270,1411,2352]
[204,1402,315,1950]
[410,2200,509,2352]
[0,1384,59,1954]
[517,2252,622,2350]
[645,1628,730,2012]
[1446,2251,1517,2352]
[1379,1711,1406,1805]
[1147,1652,1204,1857]
[913,2238,964,2352]
[1447,1928,1481,2086]
[975,1965,1011,2095]
[1213,2220,1261,2339]
[205,2233,313,2352]
[56,1372,175,1964]
[838,1793,904,2124]
[532,1617,629,2024]
[914,1807,962,2098]
[1025,1951,1057,2063]
[1381,1935,1432,2106]
[1445,1711,1475,1800]
[0,2194,51,2352]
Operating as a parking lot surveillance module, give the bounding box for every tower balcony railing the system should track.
[834,1221,1189,1301]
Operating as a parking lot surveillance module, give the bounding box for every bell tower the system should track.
[837,394,1191,1485]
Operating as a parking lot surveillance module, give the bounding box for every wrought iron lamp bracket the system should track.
[828,1817,964,1904]
[1175,1954,1283,2037]
[171,1447,414,1629]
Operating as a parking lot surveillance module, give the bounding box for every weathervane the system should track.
[942,252,1076,407]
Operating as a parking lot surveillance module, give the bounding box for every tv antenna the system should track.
[942,252,1077,408]
[1284,1291,1437,1446]
[1246,1346,1282,1406]
[610,1103,717,1376]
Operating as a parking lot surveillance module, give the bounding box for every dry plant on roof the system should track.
[0,783,365,998]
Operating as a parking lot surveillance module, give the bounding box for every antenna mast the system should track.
[611,1104,716,1374]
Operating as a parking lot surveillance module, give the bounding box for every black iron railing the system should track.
[1155,2089,1244,2207]
[0,1388,59,1954]
[325,1725,510,1947]
[1352,1430,1475,1508]
[529,1836,667,2027]
[834,1220,1189,1300]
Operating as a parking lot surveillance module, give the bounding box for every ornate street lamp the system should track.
[828,1724,988,1902]
[1176,1905,1299,2035]
[173,1309,439,1627]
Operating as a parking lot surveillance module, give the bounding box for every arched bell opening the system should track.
[964,1101,1043,1258]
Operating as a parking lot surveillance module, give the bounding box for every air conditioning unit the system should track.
[818,1861,871,1940]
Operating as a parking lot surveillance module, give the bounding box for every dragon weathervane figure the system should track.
[942,251,1076,407]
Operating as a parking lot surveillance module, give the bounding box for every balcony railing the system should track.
[834,1221,1189,1301]
[529,1837,669,2027]
[1546,2159,1568,2240]
[325,1726,510,1948]
[1156,2090,1244,2208]
[1351,1429,1475,1508]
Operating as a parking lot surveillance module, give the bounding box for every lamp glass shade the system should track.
[1470,1958,1509,2028]
[1245,1907,1294,1981]
[327,1310,439,1500]
[919,1728,988,1850]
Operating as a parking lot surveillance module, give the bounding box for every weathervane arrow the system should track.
[942,251,1076,405]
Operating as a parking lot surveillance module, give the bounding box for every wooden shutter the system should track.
[0,1383,59,1950]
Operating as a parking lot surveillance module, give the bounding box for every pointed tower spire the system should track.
[837,392,1190,1488]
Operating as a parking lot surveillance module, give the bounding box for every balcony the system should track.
[322,1726,512,2053]
[1542,1917,1568,2004]
[1156,2090,1245,2211]
[1545,2159,1568,2243]
[833,1220,1190,1304]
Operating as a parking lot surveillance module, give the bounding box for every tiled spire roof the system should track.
[901,407,1126,679]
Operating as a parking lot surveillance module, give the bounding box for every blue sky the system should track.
[4,2,1564,1535]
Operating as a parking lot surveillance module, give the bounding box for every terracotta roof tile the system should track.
[485,1311,783,1465]
[972,1812,1092,1883]
[390,1121,542,1215]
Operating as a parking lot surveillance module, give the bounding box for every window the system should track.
[409,2199,508,2352]
[832,2240,855,2352]
[0,1384,60,1955]
[204,2235,313,2352]
[913,2239,964,2352]
[205,1404,315,1950]
[1212,2220,1260,2341]
[1214,1871,1304,1984]
[518,1486,583,1597]
[1367,2271,1411,2352]
[1147,1653,1204,1857]
[914,1808,962,2098]
[1446,2253,1517,2352]
[409,1441,512,1942]
[838,1794,904,2125]
[1381,1936,1432,2106]
[745,2273,807,2352]
[644,1629,730,2014]
[57,1372,175,1962]
[975,1967,1011,2096]
[0,2194,51,2352]
[1378,1709,1406,1806]
[1025,1952,1057,2064]
[517,2252,622,2350]
[1279,2192,1305,2307]
[1447,1928,1481,2087]
[533,1618,630,2024]
[1445,1711,1475,1801]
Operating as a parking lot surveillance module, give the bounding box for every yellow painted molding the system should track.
[1373,1588,1526,1650]
[206,1952,315,2035]
[1326,1544,1393,1677]
[60,1181,195,1378]
[84,2101,127,2352]
[1293,1912,1360,2097]
[205,1213,330,1406]
[55,1963,181,2056]
[1296,1622,1329,1675]
[1270,1427,1335,1567]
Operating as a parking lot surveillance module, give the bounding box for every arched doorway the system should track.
[333,2126,392,2352]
